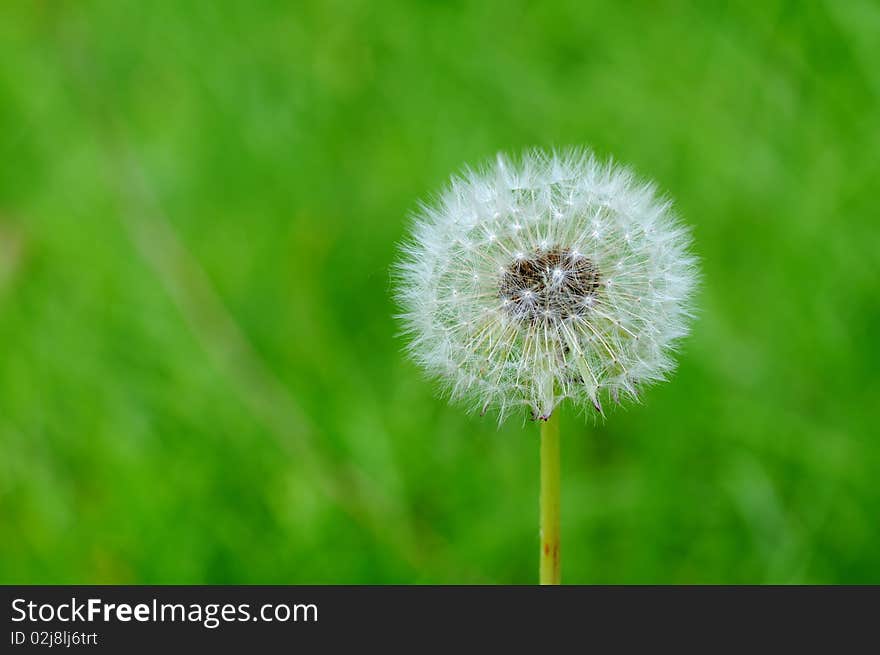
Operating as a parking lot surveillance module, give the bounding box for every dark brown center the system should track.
[499,246,601,323]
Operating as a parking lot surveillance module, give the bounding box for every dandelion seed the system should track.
[395,148,697,422]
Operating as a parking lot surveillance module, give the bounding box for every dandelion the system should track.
[394,148,698,583]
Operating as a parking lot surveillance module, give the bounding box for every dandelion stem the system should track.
[540,409,561,585]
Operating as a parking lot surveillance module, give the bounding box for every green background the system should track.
[1,1,878,584]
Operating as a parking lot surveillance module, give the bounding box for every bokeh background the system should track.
[1,1,879,584]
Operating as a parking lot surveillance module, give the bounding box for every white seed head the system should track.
[394,148,698,422]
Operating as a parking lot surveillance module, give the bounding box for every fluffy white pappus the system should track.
[394,148,698,423]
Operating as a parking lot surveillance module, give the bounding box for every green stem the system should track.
[540,410,561,585]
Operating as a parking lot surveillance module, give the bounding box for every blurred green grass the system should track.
[1,0,879,583]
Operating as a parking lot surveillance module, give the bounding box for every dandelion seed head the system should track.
[394,148,698,422]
